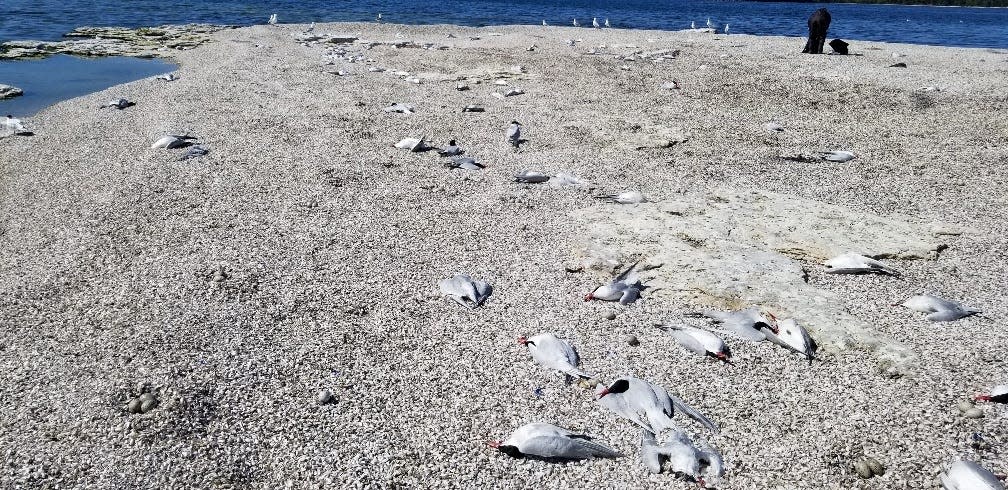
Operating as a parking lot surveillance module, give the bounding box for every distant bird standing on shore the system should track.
[691,21,696,29]
[592,17,600,29]
[724,23,730,34]
[706,18,713,29]
[507,121,522,149]
[605,18,611,28]
[376,13,382,23]
[573,18,579,27]
[268,13,277,25]
[542,19,548,26]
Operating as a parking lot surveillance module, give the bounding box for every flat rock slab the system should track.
[0,84,23,99]
[573,187,957,375]
[0,24,233,60]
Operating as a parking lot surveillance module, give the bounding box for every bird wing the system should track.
[614,260,641,282]
[598,392,653,433]
[519,435,593,459]
[567,434,623,458]
[669,394,720,433]
[926,309,969,322]
[473,279,492,306]
[619,287,641,305]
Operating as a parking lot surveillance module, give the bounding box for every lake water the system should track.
[0,55,175,116]
[2,0,1007,48]
[1,0,1005,117]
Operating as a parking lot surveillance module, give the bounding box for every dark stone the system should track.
[829,39,849,55]
[890,62,907,68]
[802,8,832,55]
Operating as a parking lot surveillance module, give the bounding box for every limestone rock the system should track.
[0,84,23,99]
[0,24,233,60]
[572,187,952,375]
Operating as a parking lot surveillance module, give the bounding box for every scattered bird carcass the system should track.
[518,333,595,382]
[438,274,492,309]
[595,376,719,434]
[488,423,622,460]
[895,294,981,322]
[657,324,731,363]
[824,252,900,275]
[585,261,645,305]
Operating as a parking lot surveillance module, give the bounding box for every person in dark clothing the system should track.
[802,8,831,54]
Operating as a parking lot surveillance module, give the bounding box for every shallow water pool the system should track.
[0,54,175,116]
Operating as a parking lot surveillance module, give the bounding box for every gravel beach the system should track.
[1,22,1006,489]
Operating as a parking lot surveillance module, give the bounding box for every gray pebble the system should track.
[317,389,333,404]
[956,400,974,413]
[964,407,983,419]
[603,311,617,321]
[625,334,639,346]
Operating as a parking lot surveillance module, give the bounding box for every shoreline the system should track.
[1,21,1006,488]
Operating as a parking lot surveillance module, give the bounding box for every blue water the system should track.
[0,55,175,116]
[1,0,1007,49]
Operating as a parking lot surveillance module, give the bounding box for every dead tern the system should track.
[383,102,415,114]
[437,139,464,157]
[895,294,981,322]
[518,333,594,381]
[488,423,622,460]
[641,431,723,487]
[445,156,484,171]
[514,170,550,184]
[100,98,134,110]
[975,384,1008,404]
[394,136,430,152]
[657,324,731,363]
[178,145,209,161]
[940,459,1005,490]
[596,377,719,434]
[688,308,777,342]
[438,274,492,309]
[1,115,28,135]
[824,252,900,276]
[597,190,647,204]
[585,261,643,305]
[764,317,817,362]
[818,150,857,162]
[150,134,196,149]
